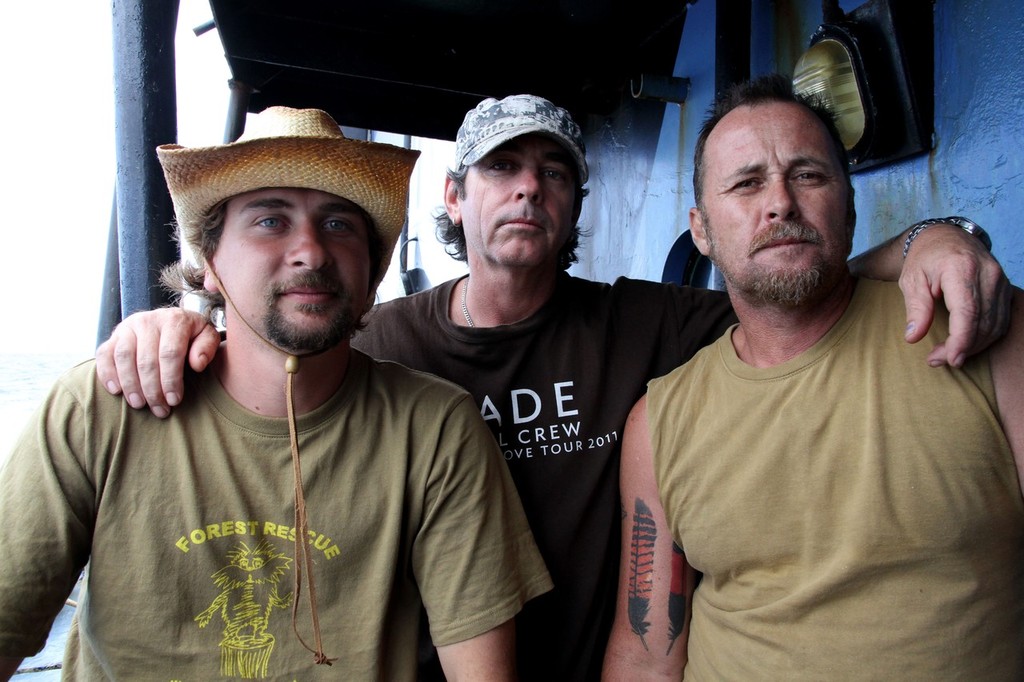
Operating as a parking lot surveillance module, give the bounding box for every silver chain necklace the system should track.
[461,277,475,327]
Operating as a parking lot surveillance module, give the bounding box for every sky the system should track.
[1,4,116,355]
[0,2,221,356]
[0,0,460,357]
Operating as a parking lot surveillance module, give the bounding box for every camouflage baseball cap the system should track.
[453,94,589,184]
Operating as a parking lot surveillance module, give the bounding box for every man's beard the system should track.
[709,219,842,308]
[263,271,359,354]
[747,220,825,307]
[748,267,824,307]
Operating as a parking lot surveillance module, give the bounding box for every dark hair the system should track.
[692,73,854,218]
[434,165,589,271]
[163,200,230,310]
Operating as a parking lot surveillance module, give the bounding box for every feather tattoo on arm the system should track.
[628,498,657,650]
[666,541,686,654]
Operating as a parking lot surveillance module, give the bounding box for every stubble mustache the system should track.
[269,271,343,301]
[748,220,823,256]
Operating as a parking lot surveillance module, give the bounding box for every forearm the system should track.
[849,217,994,282]
[436,620,517,681]
[604,398,690,680]
[603,630,685,681]
[847,227,909,281]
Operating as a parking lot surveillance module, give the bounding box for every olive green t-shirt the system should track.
[0,351,550,680]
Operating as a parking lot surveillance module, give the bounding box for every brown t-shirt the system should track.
[355,273,735,681]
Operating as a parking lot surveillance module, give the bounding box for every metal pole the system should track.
[97,190,122,346]
[224,79,254,143]
[112,0,180,318]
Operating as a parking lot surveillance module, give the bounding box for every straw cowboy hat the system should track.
[156,106,420,291]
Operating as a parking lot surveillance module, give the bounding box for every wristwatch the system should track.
[902,216,992,257]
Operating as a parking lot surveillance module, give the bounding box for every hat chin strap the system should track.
[208,267,336,666]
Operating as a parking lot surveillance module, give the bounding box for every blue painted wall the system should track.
[575,0,1024,286]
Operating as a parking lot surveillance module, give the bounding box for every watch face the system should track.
[949,217,992,250]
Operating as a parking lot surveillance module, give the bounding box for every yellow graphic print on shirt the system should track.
[196,539,294,679]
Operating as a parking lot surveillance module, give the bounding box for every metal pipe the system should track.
[224,79,254,143]
[630,74,691,103]
[112,0,180,318]
[97,190,122,347]
[193,19,216,37]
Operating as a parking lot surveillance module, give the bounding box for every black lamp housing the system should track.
[797,0,934,172]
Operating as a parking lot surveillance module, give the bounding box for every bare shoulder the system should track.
[990,287,1024,375]
[990,287,1024,479]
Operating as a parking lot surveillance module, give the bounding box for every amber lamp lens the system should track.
[793,38,866,150]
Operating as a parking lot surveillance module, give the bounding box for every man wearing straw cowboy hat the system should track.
[0,106,551,680]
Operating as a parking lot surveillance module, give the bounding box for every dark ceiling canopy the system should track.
[208,0,692,140]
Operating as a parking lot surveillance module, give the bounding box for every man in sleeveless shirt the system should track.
[93,95,1010,680]
[603,75,1024,679]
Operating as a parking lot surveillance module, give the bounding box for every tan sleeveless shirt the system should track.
[648,278,1024,679]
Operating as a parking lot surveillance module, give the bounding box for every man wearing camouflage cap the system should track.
[96,94,1009,680]
[0,105,550,680]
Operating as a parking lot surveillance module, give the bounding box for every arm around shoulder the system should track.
[850,222,1010,366]
[95,307,220,417]
[603,396,693,681]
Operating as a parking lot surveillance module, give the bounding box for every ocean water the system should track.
[0,352,91,465]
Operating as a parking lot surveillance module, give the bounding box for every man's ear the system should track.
[689,207,712,256]
[443,176,462,225]
[204,262,221,293]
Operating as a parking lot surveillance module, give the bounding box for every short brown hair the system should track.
[692,74,853,218]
